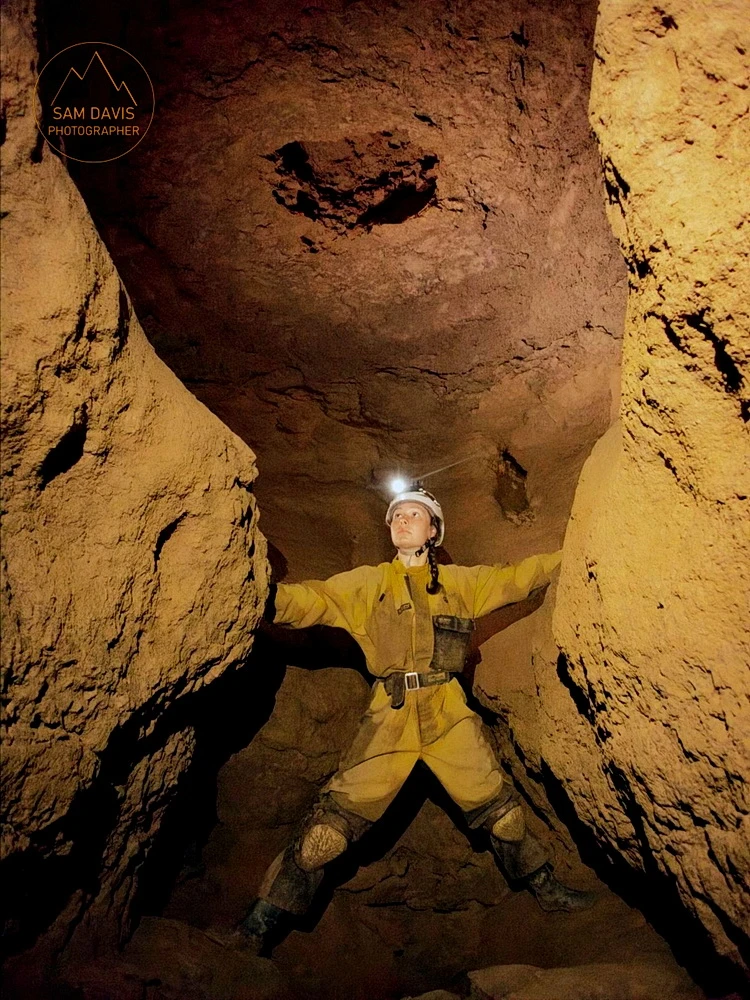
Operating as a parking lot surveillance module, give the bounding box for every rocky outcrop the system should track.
[547,0,749,977]
[0,1,268,978]
[467,960,703,1000]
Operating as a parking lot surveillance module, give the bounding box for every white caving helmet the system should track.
[386,487,445,546]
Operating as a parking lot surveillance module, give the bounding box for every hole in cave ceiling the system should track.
[268,130,439,232]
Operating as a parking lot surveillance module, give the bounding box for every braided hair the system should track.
[426,517,441,595]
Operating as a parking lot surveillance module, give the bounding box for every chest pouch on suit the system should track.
[430,615,475,673]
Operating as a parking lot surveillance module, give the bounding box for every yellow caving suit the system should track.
[258,551,561,915]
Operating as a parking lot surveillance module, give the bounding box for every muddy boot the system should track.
[236,898,288,955]
[204,899,288,954]
[525,863,596,913]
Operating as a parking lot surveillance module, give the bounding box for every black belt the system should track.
[383,670,456,709]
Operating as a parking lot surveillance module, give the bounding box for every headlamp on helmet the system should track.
[389,476,410,495]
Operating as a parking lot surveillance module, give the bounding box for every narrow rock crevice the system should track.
[38,406,88,488]
[494,449,532,524]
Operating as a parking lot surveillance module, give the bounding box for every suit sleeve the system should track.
[459,551,562,619]
[272,565,378,633]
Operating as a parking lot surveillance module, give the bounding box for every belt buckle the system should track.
[404,671,420,692]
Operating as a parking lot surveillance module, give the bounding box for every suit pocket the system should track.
[431,615,474,672]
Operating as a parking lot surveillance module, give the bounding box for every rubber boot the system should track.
[236,898,288,955]
[525,863,596,913]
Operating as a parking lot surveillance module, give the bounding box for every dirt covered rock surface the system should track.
[547,0,748,984]
[466,960,703,1000]
[0,0,268,986]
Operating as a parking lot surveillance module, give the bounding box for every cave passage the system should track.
[2,1,748,1000]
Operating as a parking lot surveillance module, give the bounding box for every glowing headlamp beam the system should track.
[386,453,483,496]
[416,453,483,483]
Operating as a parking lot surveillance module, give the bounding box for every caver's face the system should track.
[389,502,436,551]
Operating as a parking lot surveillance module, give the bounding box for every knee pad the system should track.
[475,787,524,838]
[297,823,348,872]
[490,804,525,843]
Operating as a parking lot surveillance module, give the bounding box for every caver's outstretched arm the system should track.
[443,551,562,619]
[270,564,380,633]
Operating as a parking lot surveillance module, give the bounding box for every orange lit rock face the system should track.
[547,0,749,972]
[0,6,267,965]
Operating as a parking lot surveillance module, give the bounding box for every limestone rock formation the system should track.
[548,0,749,975]
[0,1,268,976]
[467,960,703,1000]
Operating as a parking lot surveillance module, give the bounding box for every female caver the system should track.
[234,487,593,953]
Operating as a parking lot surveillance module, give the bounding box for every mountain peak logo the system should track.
[50,50,138,108]
[35,42,154,164]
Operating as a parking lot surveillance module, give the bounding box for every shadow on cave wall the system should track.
[495,652,750,999]
[0,610,367,965]
[132,621,370,921]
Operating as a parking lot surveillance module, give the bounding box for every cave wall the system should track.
[22,0,637,982]
[486,0,749,976]
[0,1,268,975]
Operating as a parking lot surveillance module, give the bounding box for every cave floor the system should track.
[61,878,705,1000]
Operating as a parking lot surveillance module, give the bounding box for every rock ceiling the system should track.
[67,0,627,576]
